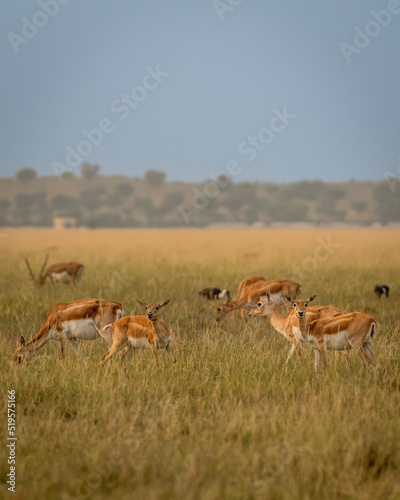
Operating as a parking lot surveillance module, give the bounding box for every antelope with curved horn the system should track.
[24,255,84,286]
[100,298,175,372]
[13,299,124,365]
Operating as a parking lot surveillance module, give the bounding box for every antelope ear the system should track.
[17,336,25,348]
[136,299,147,308]
[285,295,295,304]
[159,299,170,308]
[266,289,271,299]
[307,294,316,303]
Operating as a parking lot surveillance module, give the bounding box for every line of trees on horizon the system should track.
[0,164,398,228]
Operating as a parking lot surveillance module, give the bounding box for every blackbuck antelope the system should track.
[290,295,377,372]
[247,291,345,368]
[374,284,389,299]
[199,287,230,300]
[214,275,265,321]
[216,278,301,322]
[283,295,349,364]
[100,299,175,371]
[25,255,84,286]
[13,299,124,364]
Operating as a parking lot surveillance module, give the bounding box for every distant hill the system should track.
[0,167,399,227]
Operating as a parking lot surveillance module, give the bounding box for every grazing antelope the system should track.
[100,299,175,371]
[247,291,345,367]
[213,275,265,321]
[199,287,230,300]
[290,295,377,372]
[374,284,389,299]
[13,299,124,365]
[216,278,301,322]
[25,254,84,286]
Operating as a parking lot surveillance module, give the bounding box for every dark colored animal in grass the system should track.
[199,287,230,300]
[374,284,389,299]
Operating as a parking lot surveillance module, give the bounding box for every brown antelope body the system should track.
[25,255,84,285]
[293,298,377,372]
[13,299,124,364]
[101,299,175,371]
[216,278,301,321]
[213,275,264,320]
[214,275,264,320]
[284,295,349,365]
[247,291,344,367]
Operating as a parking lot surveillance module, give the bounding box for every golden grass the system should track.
[1,228,400,499]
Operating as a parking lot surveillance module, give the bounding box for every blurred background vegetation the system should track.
[0,163,398,227]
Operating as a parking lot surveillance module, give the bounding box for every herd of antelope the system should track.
[14,256,384,374]
[212,275,377,372]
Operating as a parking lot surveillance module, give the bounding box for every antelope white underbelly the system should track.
[324,330,352,350]
[156,335,172,349]
[129,335,172,350]
[63,319,100,340]
[129,337,151,349]
[49,271,71,283]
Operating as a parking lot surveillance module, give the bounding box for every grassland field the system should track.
[0,228,400,500]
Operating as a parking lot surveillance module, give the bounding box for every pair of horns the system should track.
[25,254,49,280]
[285,294,316,304]
[136,299,171,308]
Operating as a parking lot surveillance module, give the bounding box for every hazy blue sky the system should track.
[1,0,399,183]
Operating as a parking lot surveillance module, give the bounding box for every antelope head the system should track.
[13,336,29,364]
[285,294,316,318]
[246,289,274,318]
[215,298,235,322]
[24,255,49,286]
[136,299,171,321]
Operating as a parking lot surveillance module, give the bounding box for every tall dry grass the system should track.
[0,229,399,499]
